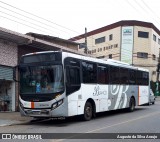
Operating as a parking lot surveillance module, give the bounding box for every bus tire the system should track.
[128,97,135,112]
[82,102,93,121]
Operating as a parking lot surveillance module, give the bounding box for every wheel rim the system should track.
[85,106,91,117]
[84,104,92,120]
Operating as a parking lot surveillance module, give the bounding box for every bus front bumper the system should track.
[19,103,67,118]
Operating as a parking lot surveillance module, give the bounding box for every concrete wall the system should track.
[0,39,18,67]
[0,39,18,111]
[78,27,121,60]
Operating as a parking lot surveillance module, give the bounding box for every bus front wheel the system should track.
[83,102,93,121]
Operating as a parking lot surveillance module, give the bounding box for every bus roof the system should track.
[22,51,149,72]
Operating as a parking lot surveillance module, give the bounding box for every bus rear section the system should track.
[64,55,150,120]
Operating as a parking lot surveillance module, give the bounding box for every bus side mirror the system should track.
[13,65,19,82]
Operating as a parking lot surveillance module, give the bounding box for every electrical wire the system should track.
[0,5,71,36]
[0,1,79,34]
[0,15,55,35]
[0,10,61,36]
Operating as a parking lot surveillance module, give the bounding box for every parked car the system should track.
[149,89,156,105]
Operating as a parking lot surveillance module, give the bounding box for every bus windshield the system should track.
[20,65,64,94]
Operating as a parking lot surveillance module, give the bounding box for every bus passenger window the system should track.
[98,66,109,84]
[119,68,129,84]
[109,66,120,84]
[82,61,97,84]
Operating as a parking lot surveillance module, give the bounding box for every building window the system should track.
[88,51,92,54]
[153,34,156,41]
[109,34,113,41]
[109,54,112,59]
[158,38,160,45]
[97,56,105,59]
[79,43,86,49]
[137,52,148,59]
[152,54,156,60]
[138,31,149,38]
[114,44,118,48]
[95,37,105,44]
[92,49,96,53]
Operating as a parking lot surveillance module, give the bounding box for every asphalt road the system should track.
[1,100,160,142]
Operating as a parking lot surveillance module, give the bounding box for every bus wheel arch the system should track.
[128,96,136,112]
[82,99,96,121]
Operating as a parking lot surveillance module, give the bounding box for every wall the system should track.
[77,27,121,60]
[0,39,17,67]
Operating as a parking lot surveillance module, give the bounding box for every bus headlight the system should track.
[58,99,63,106]
[51,99,63,110]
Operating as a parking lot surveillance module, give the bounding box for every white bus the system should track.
[17,51,149,121]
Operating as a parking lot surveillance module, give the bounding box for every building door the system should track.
[0,80,12,111]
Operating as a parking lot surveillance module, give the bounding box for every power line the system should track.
[0,15,55,35]
[0,0,129,49]
[141,0,160,21]
[0,1,93,41]
[0,1,79,34]
[0,10,61,36]
[0,5,70,35]
[134,0,160,26]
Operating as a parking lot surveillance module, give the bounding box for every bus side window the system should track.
[119,68,129,84]
[97,65,109,84]
[109,66,120,84]
[82,61,97,84]
[66,66,81,95]
[128,70,136,85]
[137,71,143,85]
[142,71,149,85]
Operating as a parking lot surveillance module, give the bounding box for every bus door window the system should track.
[64,58,81,95]
[66,66,80,95]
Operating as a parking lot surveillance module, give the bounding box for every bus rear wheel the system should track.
[83,102,93,121]
[128,97,135,112]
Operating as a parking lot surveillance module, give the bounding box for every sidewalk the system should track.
[0,112,32,126]
[155,96,160,101]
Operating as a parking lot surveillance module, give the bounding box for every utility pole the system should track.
[84,27,88,54]
[155,49,160,96]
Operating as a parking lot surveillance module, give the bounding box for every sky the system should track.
[0,0,160,39]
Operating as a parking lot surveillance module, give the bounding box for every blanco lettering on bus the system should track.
[93,86,107,96]
[111,85,129,109]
